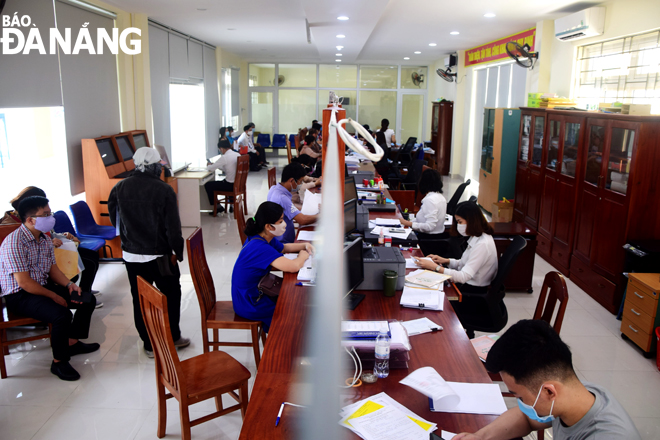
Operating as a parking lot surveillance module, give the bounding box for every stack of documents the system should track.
[405,269,451,288]
[341,321,389,339]
[405,257,432,269]
[400,367,507,415]
[300,190,322,215]
[401,317,442,336]
[297,230,316,241]
[339,392,437,440]
[400,269,450,311]
[370,226,412,240]
[341,321,411,351]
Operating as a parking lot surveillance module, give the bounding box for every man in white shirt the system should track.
[205,139,240,213]
[237,124,264,171]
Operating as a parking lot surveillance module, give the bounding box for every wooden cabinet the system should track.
[536,114,586,273]
[513,108,547,229]
[521,109,660,314]
[430,101,453,175]
[477,108,520,213]
[621,273,660,355]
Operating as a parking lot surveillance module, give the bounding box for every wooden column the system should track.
[322,105,346,185]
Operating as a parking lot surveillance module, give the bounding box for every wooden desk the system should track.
[239,187,496,439]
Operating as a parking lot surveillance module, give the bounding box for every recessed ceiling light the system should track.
[450,31,460,35]
[484,12,496,18]
[197,8,206,11]
[429,43,437,47]
[404,57,410,60]
[227,28,236,31]
[336,53,342,56]
[336,34,346,38]
[335,59,342,62]
[336,45,344,50]
[414,51,421,54]
[337,16,349,21]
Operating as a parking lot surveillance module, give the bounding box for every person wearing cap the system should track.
[108,147,190,358]
[205,139,240,214]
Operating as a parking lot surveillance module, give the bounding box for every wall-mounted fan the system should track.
[278,75,286,86]
[411,72,425,87]
[506,42,539,69]
[436,67,457,83]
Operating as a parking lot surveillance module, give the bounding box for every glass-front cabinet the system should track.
[481,108,495,173]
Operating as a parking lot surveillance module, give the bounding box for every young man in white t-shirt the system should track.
[454,320,641,440]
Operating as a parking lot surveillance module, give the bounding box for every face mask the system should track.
[291,180,300,193]
[269,221,287,237]
[34,215,56,233]
[457,223,468,236]
[517,385,555,424]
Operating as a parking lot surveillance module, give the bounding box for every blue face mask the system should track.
[517,384,555,423]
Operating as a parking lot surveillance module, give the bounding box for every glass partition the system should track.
[481,109,495,173]
[359,65,398,89]
[278,64,317,88]
[279,90,316,134]
[251,91,273,134]
[249,64,276,87]
[319,64,357,88]
[401,94,424,143]
[358,91,396,130]
[607,127,635,194]
[520,115,532,161]
[532,116,544,166]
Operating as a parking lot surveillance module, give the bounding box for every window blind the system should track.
[204,46,220,158]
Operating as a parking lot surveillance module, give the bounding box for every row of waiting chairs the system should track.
[255,133,297,149]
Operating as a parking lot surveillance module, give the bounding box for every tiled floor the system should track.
[1,153,659,439]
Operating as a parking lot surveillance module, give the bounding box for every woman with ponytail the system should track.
[376,118,396,148]
[231,201,314,331]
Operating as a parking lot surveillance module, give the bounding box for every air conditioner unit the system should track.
[444,54,457,68]
[555,7,605,42]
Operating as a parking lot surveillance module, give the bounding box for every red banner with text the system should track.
[465,28,536,67]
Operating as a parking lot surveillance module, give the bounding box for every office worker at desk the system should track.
[400,169,447,239]
[267,163,319,244]
[414,201,497,294]
[455,320,641,440]
[231,202,313,332]
[205,139,240,214]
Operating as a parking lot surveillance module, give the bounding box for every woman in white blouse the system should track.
[413,201,498,295]
[400,169,448,240]
[376,118,396,148]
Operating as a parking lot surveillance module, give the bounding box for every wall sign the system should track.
[465,28,536,67]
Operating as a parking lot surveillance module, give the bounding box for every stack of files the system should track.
[470,335,499,362]
[400,284,444,311]
[341,320,390,339]
[405,269,451,288]
[400,367,507,416]
[370,226,412,240]
[339,392,437,440]
[345,156,362,164]
[341,321,411,352]
[357,191,378,201]
[539,97,577,108]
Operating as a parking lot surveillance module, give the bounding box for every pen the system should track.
[295,282,316,287]
[276,401,305,427]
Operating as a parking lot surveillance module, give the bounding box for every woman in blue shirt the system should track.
[231,201,313,331]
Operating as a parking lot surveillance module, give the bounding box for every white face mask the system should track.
[269,221,287,237]
[457,223,468,236]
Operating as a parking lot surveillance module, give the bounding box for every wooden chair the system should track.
[234,195,247,245]
[285,138,293,164]
[213,155,249,217]
[137,277,250,440]
[0,224,53,379]
[186,228,265,367]
[268,166,277,188]
[388,190,416,213]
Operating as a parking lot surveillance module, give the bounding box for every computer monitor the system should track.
[96,138,119,167]
[344,198,357,236]
[115,135,134,161]
[344,175,357,202]
[344,237,364,295]
[132,133,148,149]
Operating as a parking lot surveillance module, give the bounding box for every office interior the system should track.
[0,0,659,439]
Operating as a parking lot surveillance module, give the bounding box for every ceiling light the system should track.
[227,28,236,31]
[414,51,421,54]
[336,53,342,56]
[336,34,346,38]
[484,13,496,18]
[337,16,349,21]
[450,31,460,35]
[429,43,437,47]
[197,8,207,11]
[335,59,342,62]
[404,57,410,60]
[336,45,344,50]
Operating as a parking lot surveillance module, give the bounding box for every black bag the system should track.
[258,273,283,298]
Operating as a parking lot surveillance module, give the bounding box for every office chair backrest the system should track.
[236,155,249,193]
[447,179,471,216]
[404,159,425,184]
[186,227,217,318]
[402,137,417,152]
[0,224,20,245]
[137,276,184,395]
[69,201,98,235]
[235,195,247,245]
[468,195,478,203]
[534,271,569,333]
[53,211,76,235]
[272,134,286,148]
[257,133,271,148]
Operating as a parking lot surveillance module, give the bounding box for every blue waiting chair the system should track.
[53,211,105,252]
[256,133,271,148]
[69,201,117,258]
[272,134,286,148]
[289,134,296,147]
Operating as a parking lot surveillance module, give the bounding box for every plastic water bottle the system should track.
[374,327,391,378]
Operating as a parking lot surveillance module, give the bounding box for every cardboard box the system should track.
[492,201,513,222]
[527,99,541,108]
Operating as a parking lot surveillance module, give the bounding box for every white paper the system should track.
[430,382,507,415]
[297,230,316,241]
[442,431,457,439]
[284,253,313,268]
[300,190,322,215]
[342,321,389,334]
[401,317,442,336]
[345,156,361,164]
[374,218,402,226]
[400,367,460,407]
[405,269,451,288]
[349,406,430,440]
[400,285,444,311]
[370,226,412,240]
[406,257,432,269]
[341,322,411,351]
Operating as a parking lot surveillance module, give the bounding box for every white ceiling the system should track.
[104,0,605,64]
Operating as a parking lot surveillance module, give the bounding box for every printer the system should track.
[357,246,406,290]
